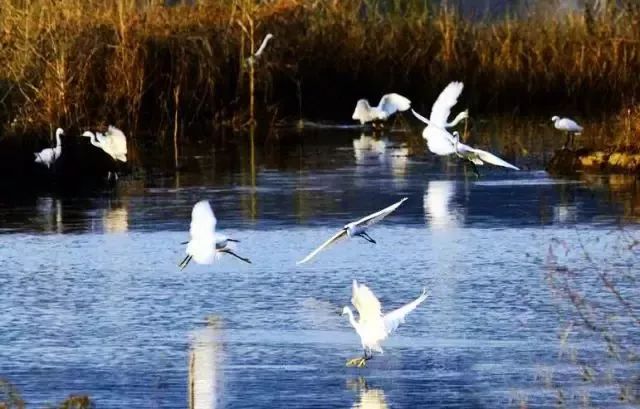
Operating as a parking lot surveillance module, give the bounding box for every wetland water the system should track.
[0,123,638,408]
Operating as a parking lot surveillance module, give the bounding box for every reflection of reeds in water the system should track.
[580,174,640,222]
[189,317,224,409]
[347,378,388,409]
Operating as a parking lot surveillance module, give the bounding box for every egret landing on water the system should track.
[296,197,407,265]
[342,280,428,368]
[82,125,128,180]
[34,128,63,168]
[352,94,411,129]
[551,116,583,149]
[451,131,519,176]
[179,200,251,270]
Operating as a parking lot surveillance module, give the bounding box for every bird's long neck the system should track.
[55,132,62,148]
[447,111,468,127]
[86,132,101,148]
[344,307,359,330]
[254,35,272,56]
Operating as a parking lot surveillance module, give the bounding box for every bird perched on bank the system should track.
[82,125,128,180]
[352,94,411,128]
[297,197,407,264]
[179,200,251,270]
[247,33,274,65]
[34,128,63,168]
[551,116,583,149]
[342,280,428,367]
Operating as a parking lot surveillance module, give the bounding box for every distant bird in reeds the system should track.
[82,125,128,180]
[342,280,428,367]
[247,33,274,65]
[179,200,251,270]
[411,82,517,176]
[551,116,583,149]
[297,197,407,264]
[34,128,63,168]
[352,94,411,128]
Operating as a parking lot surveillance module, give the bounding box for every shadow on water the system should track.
[189,317,224,409]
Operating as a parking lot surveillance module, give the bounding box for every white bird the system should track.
[342,280,428,367]
[34,128,63,168]
[412,100,518,175]
[179,200,250,270]
[551,116,583,149]
[247,33,274,64]
[450,131,519,175]
[297,197,407,265]
[352,93,411,127]
[82,125,128,162]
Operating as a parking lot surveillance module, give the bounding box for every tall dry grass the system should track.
[0,0,639,138]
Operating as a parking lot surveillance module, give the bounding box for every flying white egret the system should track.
[297,197,407,265]
[34,128,63,168]
[551,116,583,149]
[247,33,274,64]
[411,109,518,175]
[179,200,251,270]
[342,280,428,367]
[352,93,411,128]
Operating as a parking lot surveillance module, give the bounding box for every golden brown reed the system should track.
[1,0,639,139]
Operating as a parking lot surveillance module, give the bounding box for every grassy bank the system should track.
[1,0,640,139]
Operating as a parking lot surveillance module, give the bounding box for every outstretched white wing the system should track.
[297,228,348,264]
[423,126,456,156]
[105,125,128,162]
[430,82,464,127]
[190,200,217,241]
[377,93,411,118]
[351,280,383,323]
[473,147,519,170]
[350,197,408,229]
[383,288,428,334]
[352,99,371,122]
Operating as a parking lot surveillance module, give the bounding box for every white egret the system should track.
[247,33,274,64]
[342,280,428,367]
[412,109,518,175]
[551,116,583,149]
[34,128,63,168]
[82,125,128,180]
[450,131,519,175]
[179,200,250,270]
[297,197,407,265]
[352,93,411,128]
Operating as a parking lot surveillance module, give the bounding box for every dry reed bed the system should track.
[1,0,639,139]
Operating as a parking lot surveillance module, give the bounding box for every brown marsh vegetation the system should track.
[0,0,639,141]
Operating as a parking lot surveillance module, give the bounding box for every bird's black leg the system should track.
[220,249,252,264]
[467,160,480,178]
[227,238,240,243]
[359,232,377,244]
[180,241,189,245]
[563,132,570,150]
[178,254,192,270]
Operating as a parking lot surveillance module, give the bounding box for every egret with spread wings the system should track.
[342,280,428,367]
[179,200,251,270]
[296,197,407,265]
[352,93,411,128]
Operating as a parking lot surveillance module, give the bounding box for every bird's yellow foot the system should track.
[346,357,367,368]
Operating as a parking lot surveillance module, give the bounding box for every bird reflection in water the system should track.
[353,133,409,179]
[35,196,63,233]
[189,316,224,409]
[423,180,464,229]
[347,378,388,409]
[102,201,129,233]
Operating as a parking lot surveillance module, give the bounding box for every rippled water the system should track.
[1,126,638,408]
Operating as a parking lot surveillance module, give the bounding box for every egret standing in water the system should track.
[352,94,411,128]
[179,200,251,270]
[34,128,63,168]
[82,125,128,180]
[551,116,583,149]
[342,280,428,367]
[297,197,407,265]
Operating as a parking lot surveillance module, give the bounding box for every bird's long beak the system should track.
[227,238,240,243]
[178,254,192,271]
[180,241,189,245]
